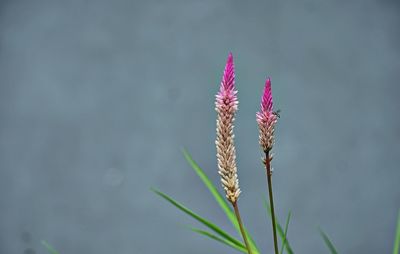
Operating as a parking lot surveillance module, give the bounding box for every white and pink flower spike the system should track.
[215,53,240,204]
[256,77,278,152]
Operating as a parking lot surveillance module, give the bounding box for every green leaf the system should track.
[393,210,400,254]
[279,211,292,254]
[189,227,248,253]
[152,188,245,249]
[41,241,59,254]
[263,198,294,254]
[182,149,259,253]
[318,227,338,254]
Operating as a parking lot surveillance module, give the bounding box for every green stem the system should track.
[265,150,279,254]
[232,201,253,254]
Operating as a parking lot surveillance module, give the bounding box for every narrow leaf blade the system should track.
[318,228,338,254]
[393,210,400,254]
[263,198,294,254]
[190,227,247,253]
[279,211,292,254]
[182,149,259,253]
[152,188,244,248]
[41,241,60,254]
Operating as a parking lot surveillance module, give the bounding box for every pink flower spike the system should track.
[215,53,240,204]
[256,77,278,152]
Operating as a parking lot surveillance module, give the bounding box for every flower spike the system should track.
[256,77,278,152]
[215,53,240,204]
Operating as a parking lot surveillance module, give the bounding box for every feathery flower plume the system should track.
[256,77,278,153]
[215,53,240,204]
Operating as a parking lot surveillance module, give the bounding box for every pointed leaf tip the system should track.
[318,227,339,254]
[41,241,60,254]
[393,209,400,254]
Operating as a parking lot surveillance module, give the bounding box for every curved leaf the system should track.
[41,241,59,254]
[263,198,294,254]
[393,210,400,254]
[182,149,259,253]
[152,188,244,249]
[318,227,338,254]
[190,227,247,253]
[279,211,291,254]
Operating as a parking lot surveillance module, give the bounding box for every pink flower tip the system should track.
[261,77,273,113]
[256,77,278,152]
[215,53,238,109]
[221,52,235,92]
[256,77,276,126]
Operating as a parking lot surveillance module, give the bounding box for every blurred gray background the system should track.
[0,0,399,253]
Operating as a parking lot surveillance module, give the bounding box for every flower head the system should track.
[215,53,240,203]
[215,53,238,112]
[256,77,278,152]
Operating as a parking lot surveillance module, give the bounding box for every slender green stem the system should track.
[232,201,253,254]
[393,210,400,254]
[265,150,279,254]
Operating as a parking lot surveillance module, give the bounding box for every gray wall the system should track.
[0,0,399,253]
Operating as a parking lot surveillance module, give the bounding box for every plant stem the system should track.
[265,150,279,254]
[232,201,253,254]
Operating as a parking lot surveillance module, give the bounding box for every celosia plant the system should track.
[40,53,400,254]
[151,53,400,254]
[154,53,291,254]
